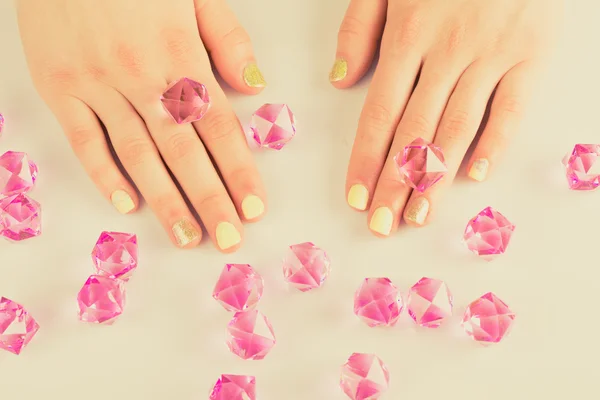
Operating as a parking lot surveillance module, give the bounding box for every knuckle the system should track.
[119,136,155,167]
[495,94,524,115]
[196,191,228,211]
[35,64,79,91]
[402,113,432,137]
[443,22,467,54]
[201,111,240,143]
[153,192,179,214]
[387,8,424,50]
[360,101,396,134]
[115,44,145,77]
[68,125,98,151]
[83,63,108,82]
[338,15,364,41]
[441,110,471,138]
[162,28,195,63]
[221,26,251,48]
[165,132,198,161]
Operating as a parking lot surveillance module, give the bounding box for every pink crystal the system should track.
[0,297,39,355]
[77,275,126,324]
[463,207,515,259]
[562,144,600,190]
[0,194,41,242]
[209,375,256,400]
[354,278,403,327]
[92,231,138,280]
[406,277,453,328]
[340,353,390,400]
[0,151,38,196]
[282,242,331,292]
[0,113,4,136]
[462,292,515,344]
[213,264,264,312]
[394,137,447,192]
[160,78,210,124]
[226,310,275,360]
[250,103,296,150]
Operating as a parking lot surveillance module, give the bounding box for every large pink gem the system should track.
[209,374,256,400]
[213,264,264,312]
[463,207,515,259]
[226,310,275,360]
[0,297,39,355]
[354,278,403,327]
[406,277,453,328]
[250,103,296,150]
[77,275,126,324]
[562,143,600,190]
[0,151,38,196]
[340,353,390,400]
[462,292,515,344]
[0,194,42,242]
[395,138,447,192]
[92,231,138,280]
[160,78,211,124]
[282,242,331,292]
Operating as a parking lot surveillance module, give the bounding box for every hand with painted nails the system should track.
[17,0,268,251]
[332,0,561,235]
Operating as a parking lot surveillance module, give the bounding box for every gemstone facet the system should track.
[282,242,331,292]
[462,292,515,344]
[92,231,138,280]
[160,78,210,124]
[0,151,38,196]
[249,103,296,150]
[77,275,126,324]
[0,297,39,355]
[340,353,390,400]
[395,138,447,192]
[226,310,275,360]
[209,374,256,400]
[0,113,4,136]
[354,278,403,327]
[463,207,515,259]
[406,277,453,328]
[213,264,264,312]
[0,194,42,242]
[562,143,600,190]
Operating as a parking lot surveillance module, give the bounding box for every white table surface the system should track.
[1,1,599,399]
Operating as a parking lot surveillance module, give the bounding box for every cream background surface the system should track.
[0,1,598,399]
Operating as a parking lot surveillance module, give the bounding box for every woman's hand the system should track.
[17,0,268,251]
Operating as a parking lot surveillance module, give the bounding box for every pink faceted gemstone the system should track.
[250,103,296,150]
[226,310,275,360]
[209,374,256,400]
[406,277,453,328]
[0,113,4,136]
[213,264,264,312]
[77,275,126,324]
[562,143,600,190]
[282,242,331,292]
[92,231,138,280]
[0,297,39,355]
[354,278,403,327]
[160,77,211,124]
[463,207,515,260]
[0,194,41,242]
[0,151,38,196]
[395,137,447,193]
[340,353,390,400]
[462,292,515,344]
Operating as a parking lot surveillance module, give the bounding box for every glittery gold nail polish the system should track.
[110,190,135,214]
[243,63,267,88]
[329,58,348,82]
[172,218,199,247]
[468,158,489,182]
[405,197,430,226]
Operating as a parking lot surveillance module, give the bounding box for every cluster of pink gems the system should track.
[562,143,600,190]
[0,297,39,355]
[160,77,211,124]
[209,375,256,400]
[213,264,264,312]
[282,242,331,291]
[395,137,447,193]
[464,206,515,260]
[249,103,296,150]
[340,353,390,400]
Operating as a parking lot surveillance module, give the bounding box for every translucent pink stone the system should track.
[226,310,275,360]
[394,137,447,193]
[562,143,600,190]
[77,275,126,324]
[0,194,42,242]
[407,277,453,328]
[340,353,390,400]
[354,278,403,327]
[209,374,256,400]
[213,264,264,312]
[462,292,515,344]
[463,207,515,260]
[92,231,138,280]
[250,103,296,150]
[282,242,331,292]
[0,151,38,196]
[0,113,4,136]
[0,297,39,355]
[160,78,211,124]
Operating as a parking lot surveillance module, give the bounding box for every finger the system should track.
[330,0,387,87]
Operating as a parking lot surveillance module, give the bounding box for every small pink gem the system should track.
[353,278,403,328]
[394,137,447,192]
[407,277,453,328]
[209,374,256,400]
[250,103,296,150]
[0,297,39,355]
[92,231,138,280]
[213,264,264,312]
[340,353,390,400]
[462,292,515,344]
[0,113,4,136]
[0,194,41,242]
[562,144,600,190]
[226,310,275,360]
[282,242,331,292]
[77,275,126,324]
[0,151,38,196]
[463,207,515,259]
[160,78,210,124]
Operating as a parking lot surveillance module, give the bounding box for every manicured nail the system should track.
[110,190,135,214]
[243,63,267,88]
[216,222,241,250]
[241,195,265,220]
[369,207,393,236]
[347,184,369,211]
[468,158,489,182]
[405,197,430,226]
[329,58,348,82]
[172,218,200,247]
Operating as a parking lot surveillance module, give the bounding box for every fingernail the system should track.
[329,58,348,82]
[216,222,241,250]
[347,184,369,211]
[243,62,267,88]
[468,158,489,182]
[172,218,200,247]
[110,190,135,214]
[370,207,393,236]
[405,197,430,226]
[241,195,265,220]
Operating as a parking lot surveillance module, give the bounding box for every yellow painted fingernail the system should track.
[347,184,369,211]
[216,222,241,250]
[172,218,200,247]
[405,197,430,226]
[370,207,393,236]
[110,190,135,214]
[468,158,489,182]
[329,58,348,82]
[241,195,265,220]
[243,63,267,88]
